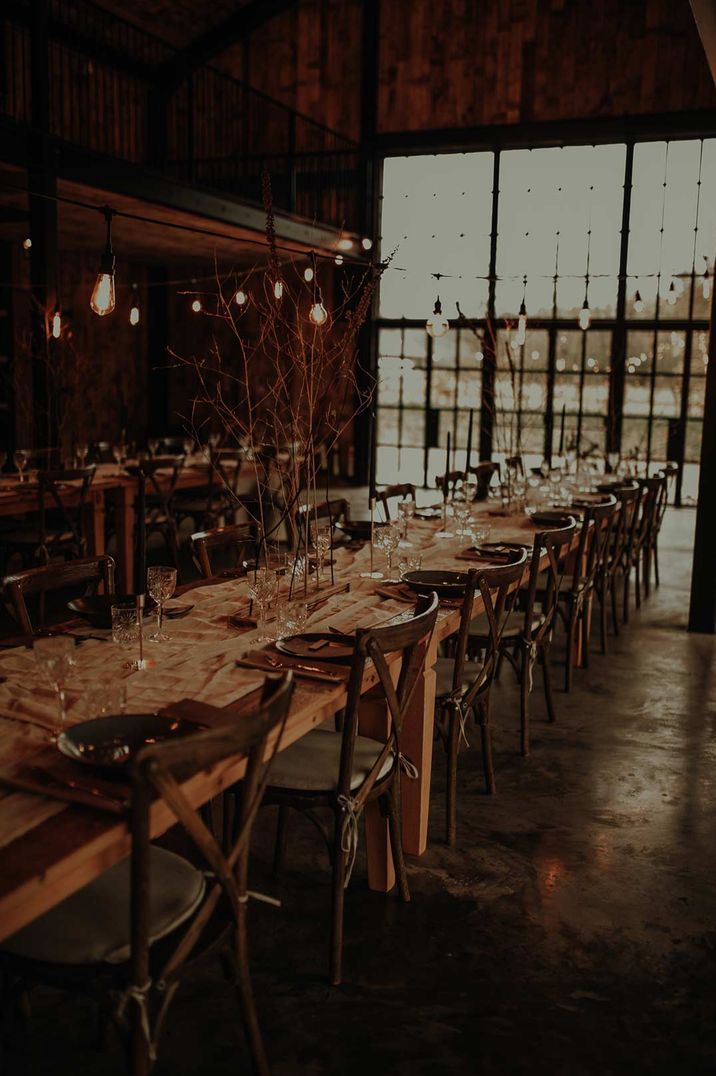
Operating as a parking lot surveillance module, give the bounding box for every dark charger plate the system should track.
[275,632,355,662]
[68,595,156,629]
[58,712,203,769]
[402,569,472,599]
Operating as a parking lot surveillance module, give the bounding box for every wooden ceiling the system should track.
[91,0,256,51]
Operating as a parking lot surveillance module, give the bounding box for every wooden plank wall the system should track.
[237,0,716,138]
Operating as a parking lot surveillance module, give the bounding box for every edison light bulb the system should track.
[129,304,140,326]
[234,289,247,306]
[337,238,352,251]
[579,302,591,331]
[309,301,328,326]
[90,272,115,316]
[703,270,711,301]
[426,296,449,339]
[191,298,202,313]
[22,237,32,251]
[667,280,677,306]
[361,238,373,251]
[633,289,644,313]
[51,311,61,339]
[516,303,527,346]
[304,267,314,282]
[334,255,344,266]
[274,279,284,300]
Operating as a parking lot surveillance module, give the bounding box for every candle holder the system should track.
[359,498,384,578]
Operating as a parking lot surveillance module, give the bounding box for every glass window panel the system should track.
[379,153,493,319]
[656,330,686,373]
[652,376,681,418]
[455,369,481,409]
[626,330,654,379]
[582,376,609,415]
[621,417,650,458]
[432,331,456,366]
[691,331,710,374]
[377,408,400,446]
[400,408,426,447]
[522,330,549,371]
[430,369,456,408]
[625,275,658,320]
[688,376,706,419]
[649,418,672,463]
[458,327,486,367]
[579,418,607,456]
[521,372,548,414]
[555,331,584,379]
[401,363,428,406]
[624,367,652,416]
[685,418,704,463]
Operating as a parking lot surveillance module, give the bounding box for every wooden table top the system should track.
[0,506,565,941]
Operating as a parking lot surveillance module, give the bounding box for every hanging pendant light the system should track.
[633,289,644,313]
[51,308,62,339]
[703,264,711,301]
[90,207,116,316]
[129,283,140,326]
[426,295,449,338]
[234,288,247,307]
[516,275,527,346]
[579,297,591,331]
[667,279,677,306]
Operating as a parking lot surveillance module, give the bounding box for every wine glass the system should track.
[76,442,89,467]
[397,499,415,546]
[375,522,401,576]
[14,450,28,483]
[274,600,309,640]
[147,566,178,642]
[248,568,279,643]
[453,499,472,536]
[539,458,550,479]
[33,637,75,742]
[462,479,478,504]
[148,438,161,458]
[112,443,126,466]
[311,523,332,579]
[182,437,194,458]
[398,552,423,577]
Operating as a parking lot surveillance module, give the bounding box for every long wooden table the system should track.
[0,458,254,593]
[0,510,578,943]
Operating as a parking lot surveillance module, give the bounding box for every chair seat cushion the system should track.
[435,656,478,700]
[468,608,543,640]
[2,847,205,966]
[267,728,393,792]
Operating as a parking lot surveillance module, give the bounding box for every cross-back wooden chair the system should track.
[468,520,577,757]
[467,461,501,499]
[2,466,96,567]
[596,482,640,638]
[641,472,669,596]
[556,496,618,690]
[138,455,185,566]
[292,497,351,553]
[190,522,257,579]
[175,448,240,531]
[0,673,295,1076]
[433,554,528,845]
[265,592,440,984]
[376,482,416,522]
[3,553,116,634]
[504,455,524,477]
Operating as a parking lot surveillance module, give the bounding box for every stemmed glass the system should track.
[112,443,127,466]
[311,523,332,580]
[147,566,178,642]
[148,438,161,457]
[397,500,415,547]
[248,568,279,643]
[14,450,28,483]
[33,637,75,742]
[182,437,194,458]
[452,499,472,536]
[76,442,89,467]
[462,479,478,504]
[375,522,401,577]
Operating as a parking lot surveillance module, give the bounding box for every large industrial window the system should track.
[375,139,715,504]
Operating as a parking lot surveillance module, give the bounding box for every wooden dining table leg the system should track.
[84,489,106,558]
[110,482,136,593]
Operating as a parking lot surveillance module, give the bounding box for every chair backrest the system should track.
[294,498,350,551]
[521,519,578,643]
[434,470,466,499]
[190,523,256,578]
[376,483,416,522]
[3,553,116,634]
[335,593,440,804]
[448,553,528,707]
[139,455,185,515]
[637,474,668,551]
[129,674,294,1004]
[504,455,524,477]
[467,461,501,500]
[608,485,641,572]
[569,496,618,596]
[36,466,97,558]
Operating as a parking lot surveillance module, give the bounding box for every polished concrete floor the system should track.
[6,509,716,1074]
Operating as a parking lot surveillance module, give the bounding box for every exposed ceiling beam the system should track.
[690,0,716,85]
[157,0,297,89]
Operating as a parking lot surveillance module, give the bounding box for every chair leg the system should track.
[611,573,620,637]
[272,804,290,879]
[329,815,347,986]
[540,645,556,723]
[654,540,660,587]
[643,548,652,598]
[233,907,271,1076]
[622,567,631,625]
[564,607,576,693]
[445,710,460,846]
[476,701,496,795]
[386,780,410,901]
[582,599,592,669]
[600,585,608,655]
[635,556,642,609]
[519,646,530,757]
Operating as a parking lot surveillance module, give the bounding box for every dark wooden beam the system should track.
[688,262,716,633]
[28,0,57,450]
[479,152,501,462]
[157,0,297,89]
[607,141,634,455]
